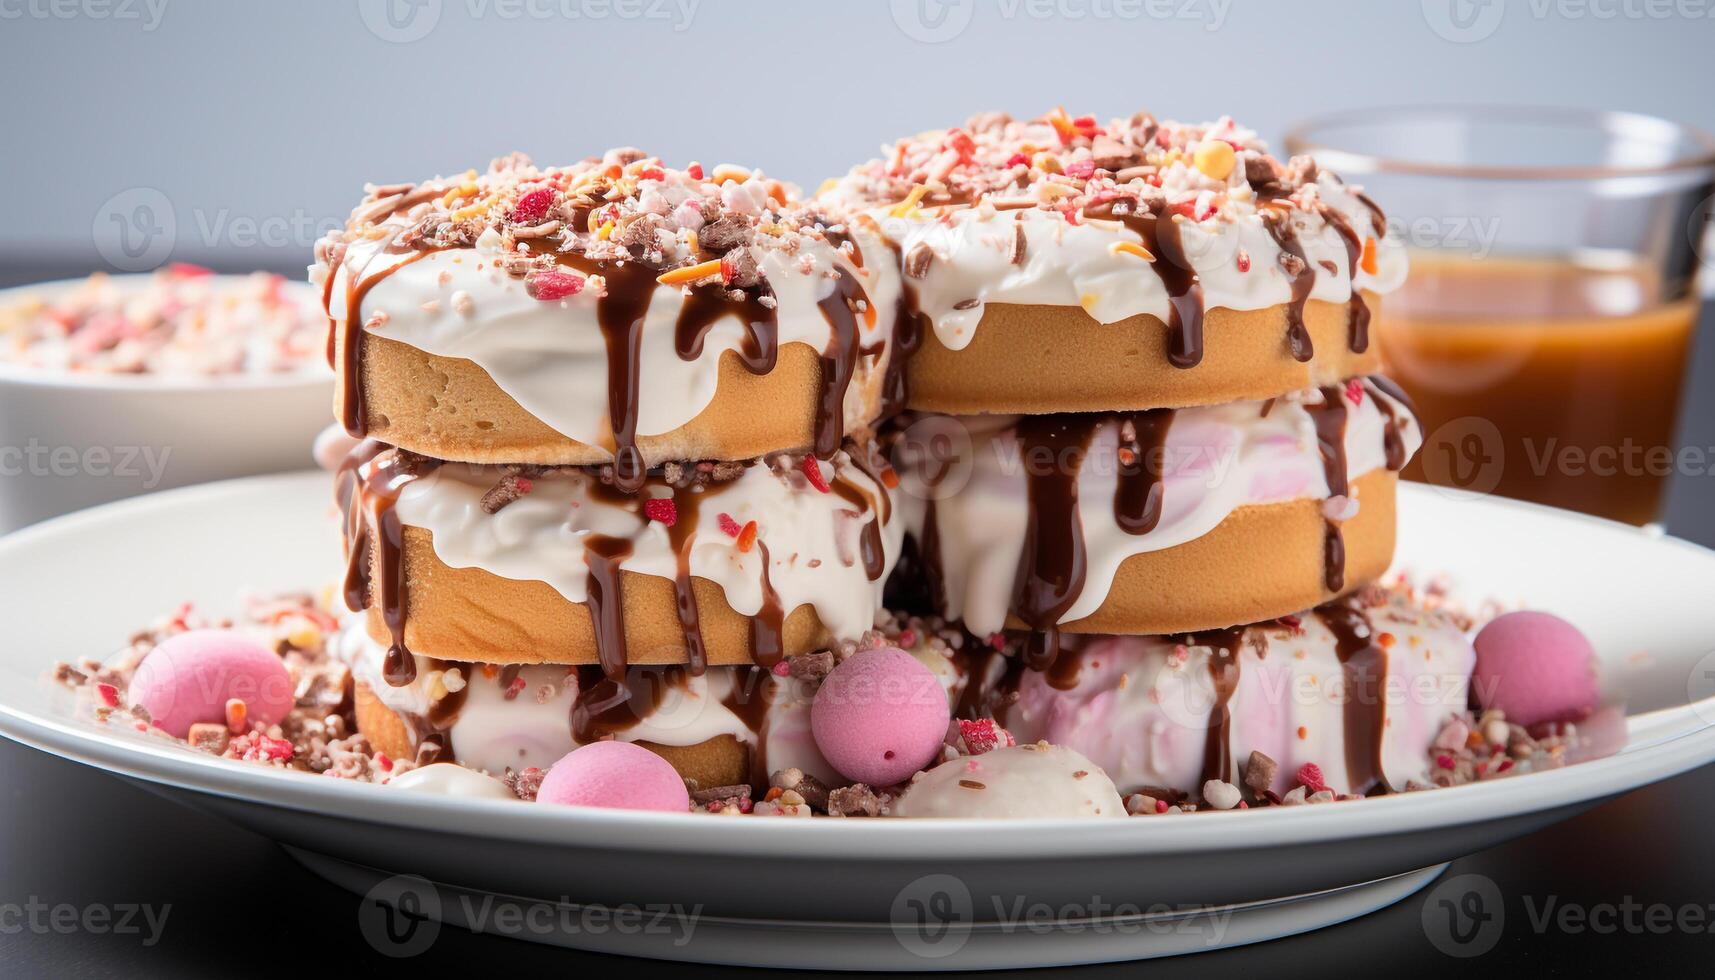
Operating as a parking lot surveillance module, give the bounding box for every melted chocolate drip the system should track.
[337,445,439,686]
[1318,205,1371,354]
[570,665,691,743]
[1192,627,1248,786]
[583,534,635,681]
[812,271,868,458]
[667,483,709,675]
[1314,600,1391,796]
[749,541,785,669]
[831,471,888,581]
[1010,416,1096,671]
[1304,387,1352,593]
[1086,203,1205,369]
[1113,409,1176,535]
[674,282,780,374]
[337,247,443,437]
[1261,211,1316,363]
[590,262,657,494]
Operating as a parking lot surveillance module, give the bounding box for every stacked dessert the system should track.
[311,150,917,792]
[824,110,1471,804]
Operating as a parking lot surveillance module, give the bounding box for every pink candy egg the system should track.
[811,647,950,786]
[1473,611,1600,727]
[128,629,295,738]
[536,741,689,813]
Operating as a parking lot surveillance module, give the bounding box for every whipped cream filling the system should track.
[987,591,1474,796]
[321,228,902,452]
[390,452,900,643]
[852,174,1404,353]
[900,380,1419,636]
[890,743,1126,819]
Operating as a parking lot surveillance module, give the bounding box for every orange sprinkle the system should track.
[736,520,759,553]
[1361,237,1378,275]
[877,464,900,489]
[225,698,249,735]
[480,664,498,679]
[1046,106,1077,145]
[1377,631,1397,649]
[889,185,930,218]
[763,786,784,802]
[1109,240,1156,262]
[657,258,724,286]
[1296,726,1308,740]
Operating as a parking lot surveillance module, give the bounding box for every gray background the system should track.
[2,1,1715,975]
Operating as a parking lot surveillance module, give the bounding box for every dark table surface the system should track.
[3,264,1713,977]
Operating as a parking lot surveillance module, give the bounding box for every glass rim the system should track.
[1282,104,1715,182]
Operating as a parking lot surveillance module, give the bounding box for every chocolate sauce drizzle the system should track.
[337,443,439,686]
[1113,409,1176,535]
[749,541,786,670]
[1304,386,1351,594]
[1318,205,1372,354]
[1261,210,1316,363]
[1313,599,1391,796]
[1010,416,1095,671]
[582,534,635,681]
[1194,627,1248,786]
[1085,203,1206,369]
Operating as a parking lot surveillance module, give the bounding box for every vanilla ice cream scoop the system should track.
[890,744,1125,818]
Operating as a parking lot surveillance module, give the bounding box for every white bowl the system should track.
[0,274,332,533]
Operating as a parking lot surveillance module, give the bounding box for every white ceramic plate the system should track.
[1,474,1713,970]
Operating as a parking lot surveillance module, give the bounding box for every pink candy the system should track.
[1473,611,1600,728]
[811,647,950,786]
[128,629,294,738]
[536,741,689,813]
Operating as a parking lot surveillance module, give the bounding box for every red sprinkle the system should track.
[1155,799,1169,814]
[1295,762,1326,791]
[959,719,1015,755]
[946,129,977,162]
[1167,200,1198,219]
[719,254,736,284]
[1236,249,1251,273]
[95,683,120,708]
[1436,754,1456,771]
[735,520,758,553]
[800,456,831,493]
[511,188,555,225]
[717,512,742,538]
[1497,758,1515,773]
[686,162,704,180]
[1005,152,1030,168]
[503,676,528,700]
[526,270,585,301]
[771,660,791,677]
[1345,379,1365,405]
[1063,159,1096,180]
[638,166,666,182]
[374,751,394,772]
[643,497,678,527]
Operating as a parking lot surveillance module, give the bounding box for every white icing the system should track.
[891,744,1125,818]
[324,230,901,453]
[902,382,1419,636]
[994,590,1474,796]
[387,763,516,799]
[389,452,898,643]
[836,172,1404,354]
[334,621,823,782]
